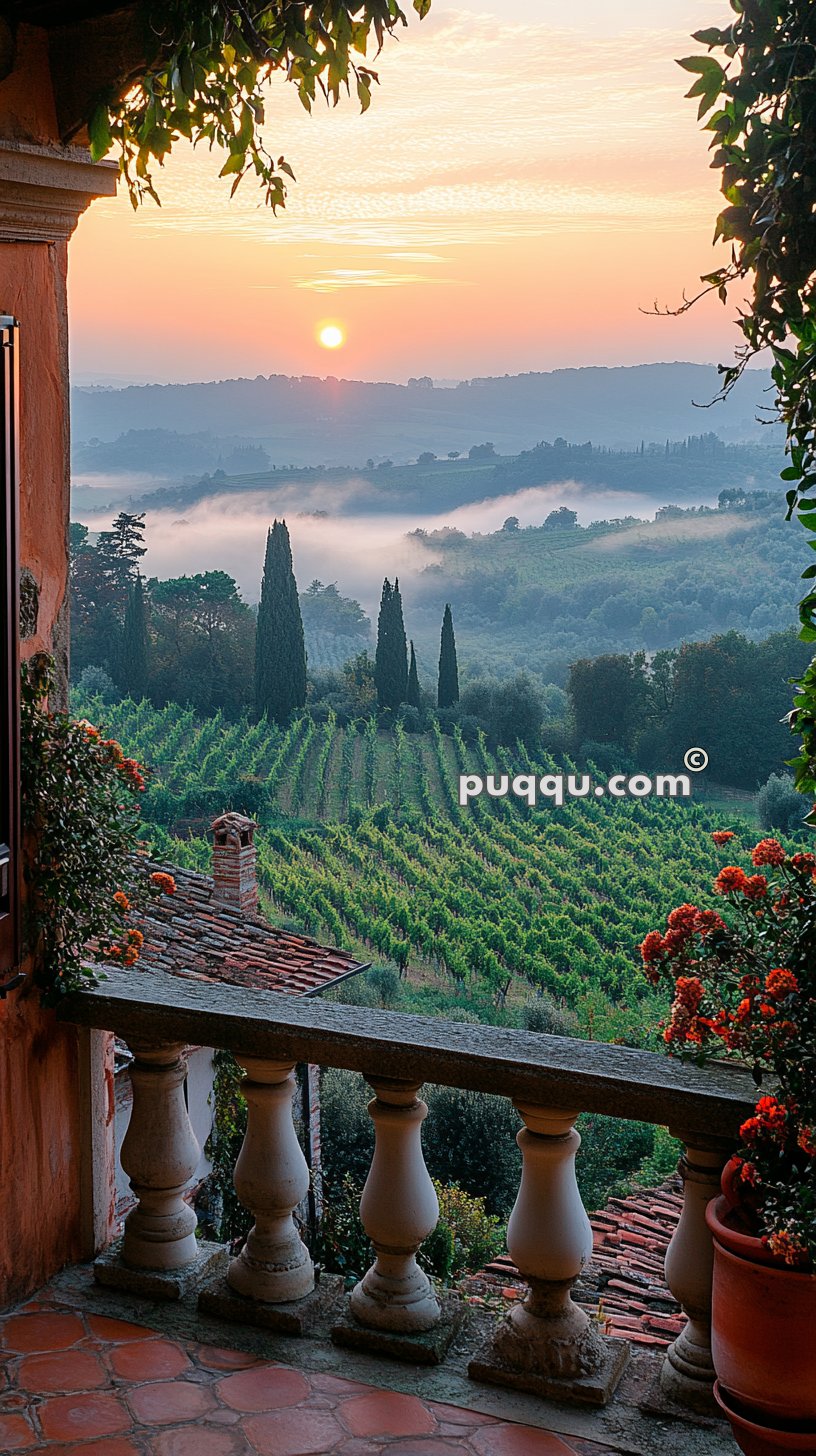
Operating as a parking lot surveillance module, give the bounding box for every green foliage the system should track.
[20,655,161,1002]
[89,1,431,208]
[366,962,402,1006]
[632,1126,682,1191]
[419,1181,503,1283]
[319,1068,374,1194]
[423,1086,521,1218]
[757,772,810,835]
[437,604,459,709]
[201,1050,252,1246]
[312,1172,372,1283]
[574,1114,656,1213]
[516,995,578,1038]
[254,520,307,723]
[568,631,812,791]
[677,5,816,808]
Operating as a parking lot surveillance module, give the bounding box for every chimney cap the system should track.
[211,811,258,846]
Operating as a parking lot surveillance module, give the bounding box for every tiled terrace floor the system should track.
[0,1301,614,1456]
[0,1267,739,1456]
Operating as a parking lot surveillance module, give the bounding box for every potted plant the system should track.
[640,832,815,1455]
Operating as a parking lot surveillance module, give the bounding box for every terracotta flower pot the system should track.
[706,1194,816,1433]
[714,1383,816,1456]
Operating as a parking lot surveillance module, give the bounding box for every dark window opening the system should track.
[0,316,20,977]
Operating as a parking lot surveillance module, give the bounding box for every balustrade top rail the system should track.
[62,967,757,1139]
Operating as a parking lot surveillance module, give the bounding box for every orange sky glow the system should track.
[69,0,736,385]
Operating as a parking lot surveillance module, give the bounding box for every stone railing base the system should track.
[199,1273,341,1336]
[333,1290,465,1366]
[94,1238,227,1301]
[469,1325,629,1407]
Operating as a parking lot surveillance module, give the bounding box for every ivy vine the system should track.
[88,0,431,208]
[678,3,816,809]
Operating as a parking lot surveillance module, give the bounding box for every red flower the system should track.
[113,891,130,912]
[714,865,748,895]
[798,1127,816,1158]
[740,1161,761,1187]
[790,852,816,875]
[674,976,704,1012]
[667,903,698,935]
[742,874,768,901]
[150,871,176,896]
[694,909,726,936]
[764,968,799,1001]
[640,931,664,974]
[712,830,735,845]
[751,838,786,867]
[661,928,689,958]
[767,1230,808,1267]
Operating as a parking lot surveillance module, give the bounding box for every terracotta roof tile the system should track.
[473,1177,684,1350]
[133,864,368,997]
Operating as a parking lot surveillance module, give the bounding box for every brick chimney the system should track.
[211,812,259,914]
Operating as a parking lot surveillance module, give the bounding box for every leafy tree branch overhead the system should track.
[679,2,816,807]
[83,0,431,207]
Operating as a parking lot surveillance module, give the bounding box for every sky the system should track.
[69,0,736,386]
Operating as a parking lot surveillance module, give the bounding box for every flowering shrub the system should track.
[21,655,173,1003]
[641,831,816,1269]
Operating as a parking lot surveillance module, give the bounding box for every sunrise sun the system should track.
[318,323,345,350]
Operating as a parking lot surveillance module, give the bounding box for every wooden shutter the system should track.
[0,316,20,977]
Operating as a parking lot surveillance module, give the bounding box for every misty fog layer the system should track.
[74,479,712,609]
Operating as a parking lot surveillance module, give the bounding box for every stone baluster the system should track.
[471,1103,626,1402]
[120,1042,200,1270]
[227,1057,314,1303]
[350,1077,440,1332]
[660,1134,731,1411]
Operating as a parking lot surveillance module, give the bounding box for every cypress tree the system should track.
[119,574,149,699]
[437,603,459,708]
[374,578,393,709]
[391,578,408,706]
[407,640,421,708]
[254,519,307,722]
[374,578,408,710]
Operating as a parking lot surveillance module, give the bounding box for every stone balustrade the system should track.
[62,967,755,1411]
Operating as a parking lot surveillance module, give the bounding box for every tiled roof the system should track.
[472,1179,685,1350]
[134,864,369,996]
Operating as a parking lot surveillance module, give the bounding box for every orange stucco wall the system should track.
[0,30,85,1308]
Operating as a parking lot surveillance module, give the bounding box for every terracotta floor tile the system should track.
[2,1312,86,1353]
[126,1379,216,1425]
[216,1365,309,1412]
[341,1391,438,1439]
[88,1315,158,1344]
[388,1442,472,1455]
[38,1390,131,1442]
[109,1337,192,1381]
[149,1426,250,1456]
[0,1412,36,1450]
[243,1407,346,1455]
[192,1345,262,1372]
[427,1403,496,1427]
[63,1441,144,1456]
[15,1348,107,1394]
[471,1427,578,1456]
[310,1373,379,1397]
